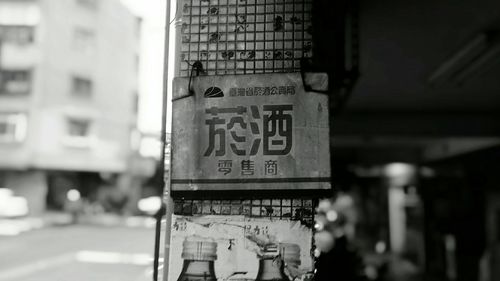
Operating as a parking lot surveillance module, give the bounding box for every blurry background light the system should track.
[137,196,162,215]
[66,189,81,202]
[375,241,387,254]
[326,210,338,222]
[384,163,416,187]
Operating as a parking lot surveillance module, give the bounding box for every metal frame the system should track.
[173,198,316,226]
[179,0,313,76]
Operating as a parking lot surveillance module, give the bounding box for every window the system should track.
[0,172,5,188]
[67,119,90,137]
[71,76,92,97]
[72,27,95,54]
[0,25,35,45]
[63,118,93,148]
[133,91,139,113]
[0,70,31,95]
[0,113,27,143]
[76,0,98,9]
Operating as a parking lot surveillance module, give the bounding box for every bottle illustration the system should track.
[255,243,290,281]
[177,238,217,281]
[280,243,301,280]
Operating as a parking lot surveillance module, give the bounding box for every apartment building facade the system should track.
[0,0,141,214]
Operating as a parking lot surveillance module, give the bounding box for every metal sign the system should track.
[171,72,330,191]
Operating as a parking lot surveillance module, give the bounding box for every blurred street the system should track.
[0,224,156,281]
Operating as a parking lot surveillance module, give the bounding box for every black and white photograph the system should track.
[1,0,499,281]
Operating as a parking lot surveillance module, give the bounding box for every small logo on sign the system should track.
[204,87,224,98]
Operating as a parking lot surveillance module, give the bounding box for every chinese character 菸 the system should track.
[204,106,246,156]
[204,116,226,156]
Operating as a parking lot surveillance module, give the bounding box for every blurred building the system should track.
[0,0,143,214]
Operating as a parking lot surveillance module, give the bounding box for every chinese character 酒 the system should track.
[263,105,293,155]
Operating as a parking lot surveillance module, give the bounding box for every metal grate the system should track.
[174,198,316,226]
[179,0,313,76]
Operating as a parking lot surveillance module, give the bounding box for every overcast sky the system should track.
[120,0,169,134]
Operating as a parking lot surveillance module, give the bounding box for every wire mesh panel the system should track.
[179,0,313,76]
[174,198,316,226]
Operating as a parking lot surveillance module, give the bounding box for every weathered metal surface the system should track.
[171,72,330,190]
[178,0,313,76]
